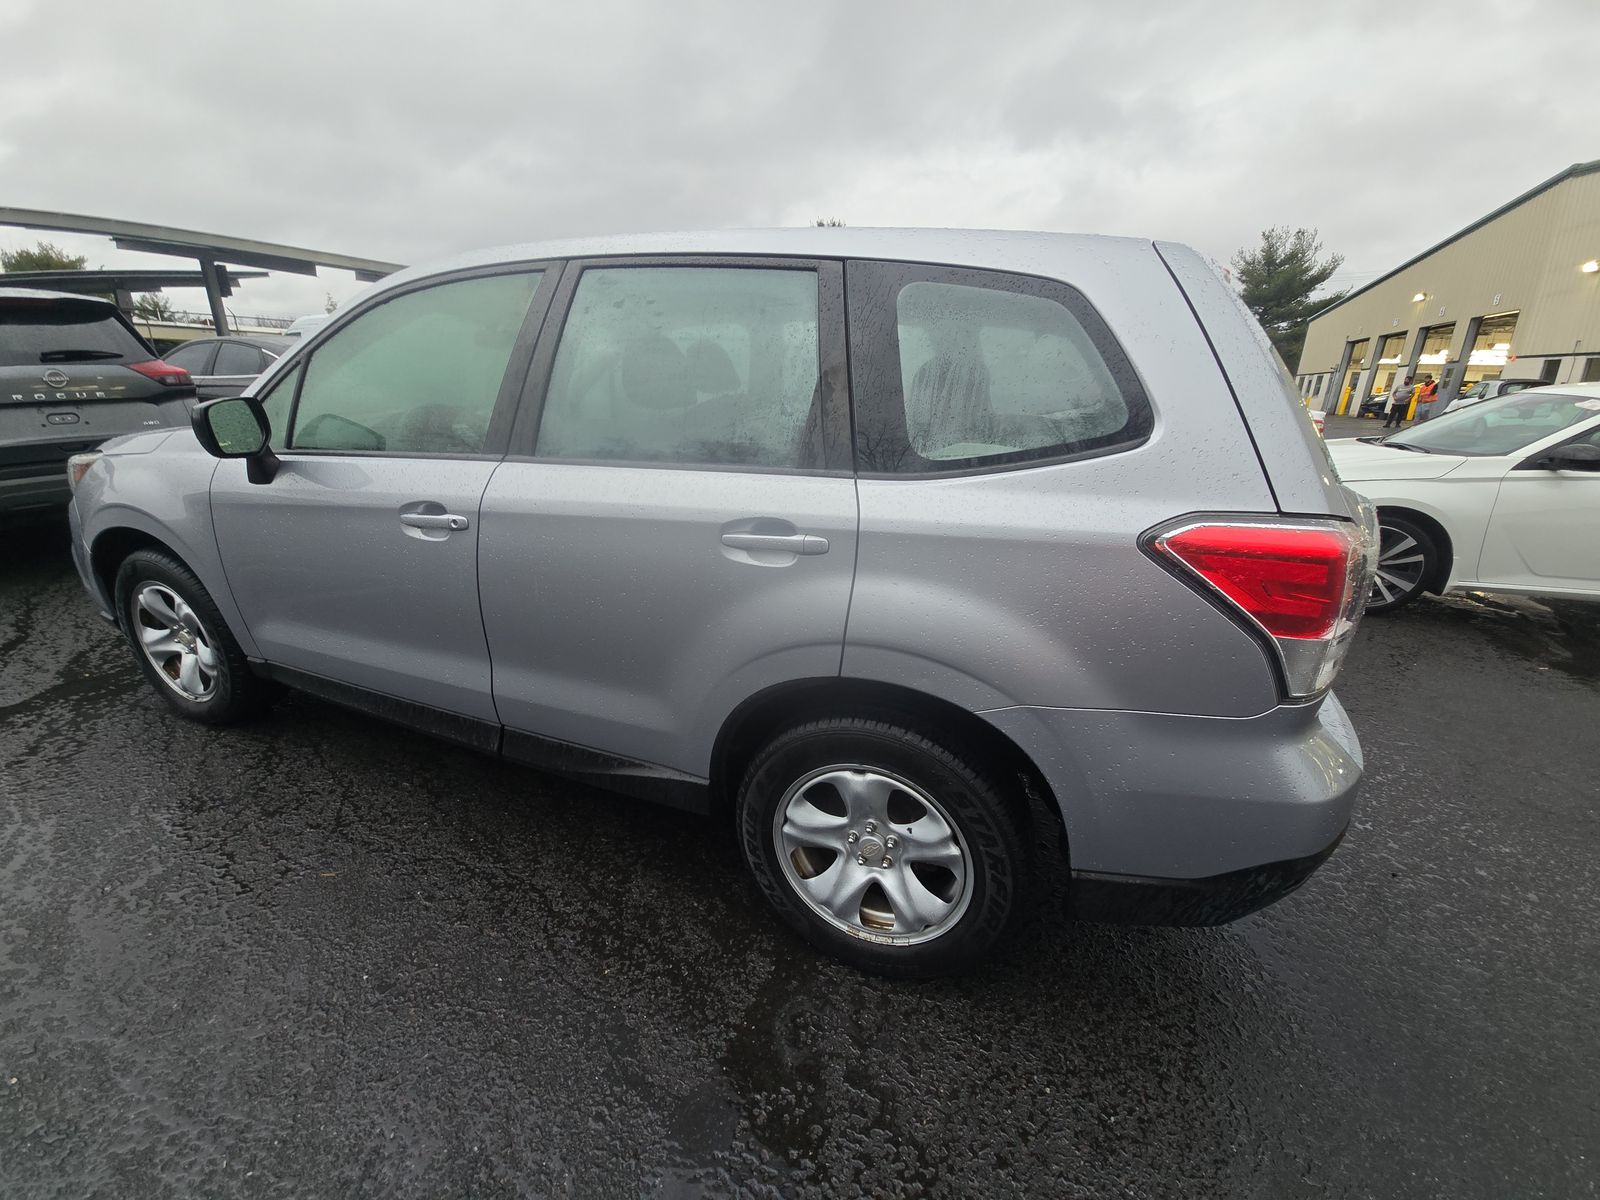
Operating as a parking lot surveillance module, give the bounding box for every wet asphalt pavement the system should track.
[2,517,1598,1199]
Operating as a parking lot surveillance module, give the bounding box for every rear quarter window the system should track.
[845,261,1151,474]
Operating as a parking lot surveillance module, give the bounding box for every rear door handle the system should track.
[720,532,829,555]
[400,512,470,531]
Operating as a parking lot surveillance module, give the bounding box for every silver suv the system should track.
[66,230,1375,977]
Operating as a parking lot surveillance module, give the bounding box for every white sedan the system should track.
[1327,385,1600,612]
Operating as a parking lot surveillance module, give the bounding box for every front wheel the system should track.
[114,549,263,724]
[737,718,1026,978]
[1367,514,1440,614]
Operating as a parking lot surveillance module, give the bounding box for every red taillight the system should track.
[128,359,192,387]
[1149,518,1376,698]
[1156,524,1353,639]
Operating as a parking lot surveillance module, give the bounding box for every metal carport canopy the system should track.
[0,206,403,333]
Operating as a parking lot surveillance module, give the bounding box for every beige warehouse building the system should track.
[1295,159,1600,415]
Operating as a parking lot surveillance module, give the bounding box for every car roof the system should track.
[179,333,294,348]
[367,227,1159,298]
[0,286,118,306]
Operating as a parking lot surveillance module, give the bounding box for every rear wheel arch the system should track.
[710,677,1065,860]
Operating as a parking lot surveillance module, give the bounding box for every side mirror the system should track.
[191,396,279,483]
[1533,442,1600,472]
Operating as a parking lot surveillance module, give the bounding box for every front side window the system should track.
[849,262,1151,473]
[259,363,299,448]
[288,271,541,454]
[535,267,821,468]
[163,340,216,373]
[1389,391,1600,457]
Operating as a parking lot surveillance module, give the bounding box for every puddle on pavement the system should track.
[1417,592,1600,683]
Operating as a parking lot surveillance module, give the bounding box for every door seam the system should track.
[476,459,508,735]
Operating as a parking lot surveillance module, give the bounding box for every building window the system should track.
[1583,357,1600,384]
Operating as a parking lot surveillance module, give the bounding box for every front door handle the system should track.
[720,532,829,555]
[400,511,470,531]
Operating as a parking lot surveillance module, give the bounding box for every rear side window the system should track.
[534,266,822,469]
[0,300,149,367]
[847,262,1151,473]
[215,342,264,376]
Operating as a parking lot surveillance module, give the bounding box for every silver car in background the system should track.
[66,229,1375,976]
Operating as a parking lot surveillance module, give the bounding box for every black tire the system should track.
[1367,513,1441,615]
[114,548,263,724]
[737,717,1026,978]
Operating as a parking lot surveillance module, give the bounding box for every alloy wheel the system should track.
[773,765,974,944]
[1372,523,1428,607]
[132,582,220,701]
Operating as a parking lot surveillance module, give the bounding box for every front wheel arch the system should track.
[91,527,187,635]
[1374,506,1454,594]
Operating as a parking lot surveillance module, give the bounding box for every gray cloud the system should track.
[1,0,1595,318]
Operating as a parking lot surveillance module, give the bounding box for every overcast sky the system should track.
[2,0,1596,321]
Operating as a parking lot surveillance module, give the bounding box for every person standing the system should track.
[1383,374,1415,429]
[1414,374,1439,421]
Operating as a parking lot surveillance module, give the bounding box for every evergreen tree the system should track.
[1230,227,1347,369]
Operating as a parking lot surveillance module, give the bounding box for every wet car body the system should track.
[67,228,1374,975]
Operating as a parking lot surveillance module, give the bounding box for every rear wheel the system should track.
[737,717,1025,978]
[114,549,263,724]
[1367,514,1439,614]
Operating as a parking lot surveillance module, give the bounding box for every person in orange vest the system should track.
[1414,374,1439,421]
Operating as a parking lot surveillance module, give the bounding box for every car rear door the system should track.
[209,265,557,731]
[477,258,857,779]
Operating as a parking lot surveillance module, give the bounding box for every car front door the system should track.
[1477,416,1600,594]
[162,339,217,389]
[209,265,557,728]
[477,259,857,779]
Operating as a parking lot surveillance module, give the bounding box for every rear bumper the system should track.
[980,692,1361,910]
[0,467,70,514]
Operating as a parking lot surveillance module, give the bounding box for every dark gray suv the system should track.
[2,288,195,515]
[66,229,1376,976]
